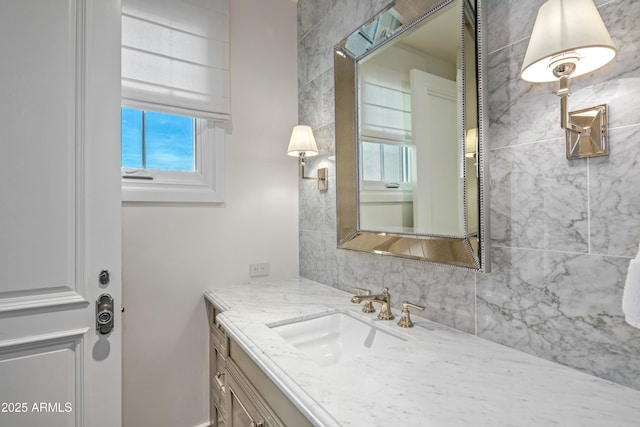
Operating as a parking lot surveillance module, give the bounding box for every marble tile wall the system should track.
[297,0,640,390]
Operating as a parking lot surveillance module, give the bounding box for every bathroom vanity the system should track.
[204,278,640,426]
[207,296,311,426]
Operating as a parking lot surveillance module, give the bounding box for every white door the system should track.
[0,1,122,426]
[410,69,462,235]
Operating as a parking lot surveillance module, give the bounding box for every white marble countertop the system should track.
[205,278,640,426]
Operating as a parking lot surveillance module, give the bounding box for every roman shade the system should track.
[122,0,230,119]
[359,65,412,144]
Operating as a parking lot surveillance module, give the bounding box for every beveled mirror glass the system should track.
[335,0,490,271]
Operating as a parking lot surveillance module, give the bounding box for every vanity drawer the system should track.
[212,381,225,413]
[226,360,284,427]
[208,302,226,328]
[210,322,228,354]
[210,363,226,412]
[210,400,226,427]
[210,334,227,386]
[228,340,313,427]
[211,383,226,422]
[209,342,227,422]
[207,303,217,327]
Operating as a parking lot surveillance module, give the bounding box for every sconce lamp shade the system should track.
[520,0,617,83]
[287,125,319,157]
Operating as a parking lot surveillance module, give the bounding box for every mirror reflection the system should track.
[356,0,477,237]
[334,0,489,271]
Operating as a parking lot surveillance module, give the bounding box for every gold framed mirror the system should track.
[335,0,490,271]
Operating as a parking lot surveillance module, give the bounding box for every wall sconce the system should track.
[465,128,477,159]
[520,0,617,160]
[465,128,478,178]
[287,125,328,191]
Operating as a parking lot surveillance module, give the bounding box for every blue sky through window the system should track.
[121,107,142,167]
[121,107,195,172]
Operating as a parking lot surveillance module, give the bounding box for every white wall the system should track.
[121,1,300,426]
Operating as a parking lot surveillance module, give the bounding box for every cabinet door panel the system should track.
[211,402,227,427]
[227,373,264,427]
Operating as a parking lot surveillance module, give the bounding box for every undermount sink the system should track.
[269,311,406,367]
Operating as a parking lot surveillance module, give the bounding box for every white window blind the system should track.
[122,0,230,120]
[359,65,412,144]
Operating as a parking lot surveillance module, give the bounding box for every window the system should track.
[344,10,402,57]
[361,140,413,188]
[122,108,195,172]
[121,106,226,203]
[361,141,411,184]
[358,62,413,191]
[121,0,230,203]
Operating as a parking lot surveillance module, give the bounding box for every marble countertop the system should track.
[205,278,640,426]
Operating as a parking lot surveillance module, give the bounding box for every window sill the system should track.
[359,188,413,203]
[121,174,224,203]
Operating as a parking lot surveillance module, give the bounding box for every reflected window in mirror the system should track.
[360,142,412,186]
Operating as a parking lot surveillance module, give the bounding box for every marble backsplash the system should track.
[296,0,640,390]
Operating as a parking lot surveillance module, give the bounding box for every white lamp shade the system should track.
[520,0,617,83]
[287,125,319,157]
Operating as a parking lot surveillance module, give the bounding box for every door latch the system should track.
[96,294,114,334]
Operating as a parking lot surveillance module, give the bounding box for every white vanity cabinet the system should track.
[206,300,313,427]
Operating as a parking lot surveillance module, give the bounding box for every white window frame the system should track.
[121,116,226,203]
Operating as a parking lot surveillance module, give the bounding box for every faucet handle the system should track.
[397,301,425,328]
[354,288,375,313]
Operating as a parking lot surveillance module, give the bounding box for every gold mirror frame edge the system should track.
[334,0,491,272]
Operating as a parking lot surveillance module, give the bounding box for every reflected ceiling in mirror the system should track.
[334,0,490,271]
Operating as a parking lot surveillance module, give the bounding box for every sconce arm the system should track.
[298,153,328,191]
[557,77,590,135]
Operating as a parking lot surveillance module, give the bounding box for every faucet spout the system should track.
[350,294,384,304]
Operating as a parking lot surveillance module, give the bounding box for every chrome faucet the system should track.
[351,287,394,320]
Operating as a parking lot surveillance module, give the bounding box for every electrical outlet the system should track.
[249,262,270,277]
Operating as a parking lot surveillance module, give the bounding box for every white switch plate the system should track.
[249,262,270,277]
